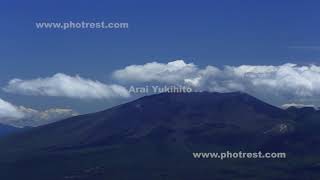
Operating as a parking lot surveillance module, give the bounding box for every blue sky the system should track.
[1,0,320,126]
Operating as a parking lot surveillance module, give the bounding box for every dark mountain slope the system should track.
[0,123,18,137]
[0,92,290,151]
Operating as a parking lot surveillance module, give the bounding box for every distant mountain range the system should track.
[0,92,320,180]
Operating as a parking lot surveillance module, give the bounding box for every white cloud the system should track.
[222,63,320,97]
[113,60,199,83]
[281,103,319,110]
[0,98,24,120]
[10,107,78,127]
[4,73,130,99]
[0,98,78,127]
[113,60,320,102]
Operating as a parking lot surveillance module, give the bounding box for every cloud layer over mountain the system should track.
[0,98,77,127]
[3,73,130,100]
[4,60,320,112]
[113,60,320,102]
[281,103,319,110]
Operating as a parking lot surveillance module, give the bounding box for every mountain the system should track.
[0,123,19,137]
[0,92,290,150]
[0,92,319,180]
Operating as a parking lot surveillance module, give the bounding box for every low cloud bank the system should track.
[281,103,319,110]
[0,98,77,127]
